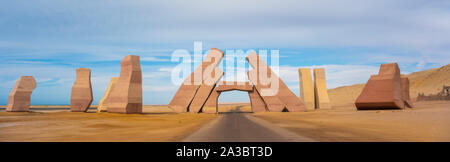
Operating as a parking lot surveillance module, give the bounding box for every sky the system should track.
[0,0,449,105]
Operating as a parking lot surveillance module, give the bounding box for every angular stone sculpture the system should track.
[401,77,414,108]
[97,77,119,112]
[189,68,224,113]
[6,76,37,112]
[108,55,143,114]
[298,68,315,110]
[169,48,224,112]
[246,52,306,112]
[355,63,408,110]
[169,50,306,113]
[313,68,332,109]
[70,68,93,112]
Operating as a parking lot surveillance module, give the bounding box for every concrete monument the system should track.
[313,68,332,109]
[298,68,315,110]
[169,50,305,113]
[70,68,93,112]
[108,55,143,114]
[6,76,37,112]
[355,63,408,110]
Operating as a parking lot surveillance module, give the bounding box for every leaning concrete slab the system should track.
[248,69,286,112]
[313,68,332,109]
[248,87,267,112]
[298,68,315,110]
[189,68,223,113]
[6,76,37,112]
[169,48,224,113]
[246,52,306,112]
[97,77,119,112]
[355,63,405,110]
[202,86,220,114]
[401,77,414,108]
[70,68,93,112]
[108,55,143,114]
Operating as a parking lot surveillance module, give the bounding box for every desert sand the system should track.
[0,106,215,142]
[252,101,450,142]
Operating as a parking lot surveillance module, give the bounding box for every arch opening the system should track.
[217,90,252,113]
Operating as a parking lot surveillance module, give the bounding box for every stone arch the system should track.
[168,48,306,113]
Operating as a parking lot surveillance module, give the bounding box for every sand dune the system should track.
[328,64,450,108]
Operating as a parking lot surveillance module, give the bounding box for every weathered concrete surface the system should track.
[298,68,315,110]
[355,63,405,110]
[313,68,332,109]
[248,87,267,112]
[401,77,414,108]
[108,55,143,114]
[246,52,306,112]
[189,68,223,113]
[248,70,286,111]
[215,81,253,92]
[97,77,119,112]
[201,82,267,113]
[6,76,37,112]
[169,48,224,113]
[202,87,220,114]
[70,68,93,112]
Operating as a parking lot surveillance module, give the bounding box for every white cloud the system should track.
[277,64,380,90]
[141,56,170,62]
[143,85,177,92]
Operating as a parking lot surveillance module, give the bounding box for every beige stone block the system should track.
[298,68,315,110]
[6,76,37,112]
[70,68,93,112]
[313,68,331,109]
[108,55,143,114]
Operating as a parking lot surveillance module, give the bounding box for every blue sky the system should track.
[0,0,449,105]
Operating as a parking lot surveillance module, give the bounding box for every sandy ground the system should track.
[1,101,448,142]
[252,101,450,142]
[0,106,216,142]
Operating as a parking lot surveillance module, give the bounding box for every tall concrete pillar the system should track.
[298,68,315,110]
[70,68,93,112]
[108,55,143,114]
[313,68,332,109]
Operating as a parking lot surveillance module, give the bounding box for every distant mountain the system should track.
[328,64,450,107]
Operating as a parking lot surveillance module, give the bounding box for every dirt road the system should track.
[182,112,315,142]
